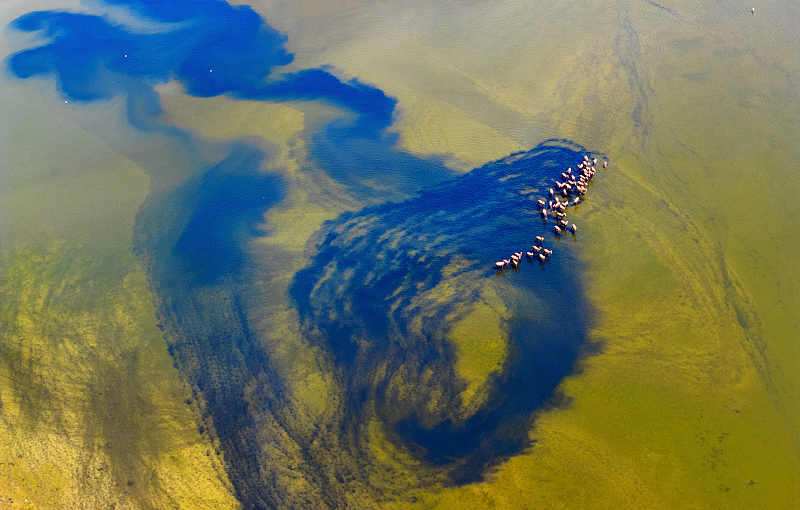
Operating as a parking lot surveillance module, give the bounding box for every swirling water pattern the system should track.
[7,0,602,503]
[291,140,600,483]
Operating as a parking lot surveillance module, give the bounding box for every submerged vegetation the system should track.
[0,121,237,506]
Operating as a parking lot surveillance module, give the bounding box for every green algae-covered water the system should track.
[1,0,798,508]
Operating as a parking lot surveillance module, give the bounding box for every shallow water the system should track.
[1,0,799,508]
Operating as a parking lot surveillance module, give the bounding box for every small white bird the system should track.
[751,7,754,15]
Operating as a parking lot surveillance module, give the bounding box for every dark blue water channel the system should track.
[7,0,600,504]
[8,0,454,202]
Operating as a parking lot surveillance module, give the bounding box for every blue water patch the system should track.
[8,4,292,101]
[171,146,288,285]
[309,118,457,202]
[291,140,600,483]
[7,0,455,201]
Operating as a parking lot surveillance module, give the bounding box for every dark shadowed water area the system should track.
[131,139,602,505]
[291,140,601,483]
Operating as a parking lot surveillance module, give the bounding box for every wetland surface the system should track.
[1,0,799,508]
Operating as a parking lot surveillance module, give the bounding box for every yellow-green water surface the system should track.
[2,0,798,508]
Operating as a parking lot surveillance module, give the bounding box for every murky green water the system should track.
[1,0,798,507]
